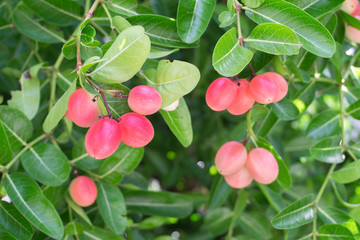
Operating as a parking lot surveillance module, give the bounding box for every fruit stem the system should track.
[99,90,112,117]
[84,0,100,23]
[234,2,243,40]
[246,108,258,143]
[76,40,82,70]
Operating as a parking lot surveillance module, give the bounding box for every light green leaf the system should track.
[340,10,360,30]
[218,11,236,28]
[138,216,168,230]
[332,161,360,184]
[104,0,138,16]
[271,99,300,121]
[243,0,265,8]
[310,137,343,164]
[65,222,84,236]
[148,46,179,59]
[318,224,355,240]
[346,100,360,120]
[65,196,93,226]
[306,110,340,140]
[112,16,132,32]
[79,227,125,240]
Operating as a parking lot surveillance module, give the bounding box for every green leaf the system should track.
[176,0,216,43]
[0,121,12,164]
[346,100,360,120]
[12,5,65,43]
[271,99,300,121]
[318,224,355,240]
[208,175,232,210]
[204,208,233,236]
[310,137,343,164]
[112,16,132,32]
[20,143,70,186]
[272,195,316,229]
[22,0,81,26]
[160,98,193,147]
[104,0,138,16]
[318,207,357,225]
[144,60,200,108]
[212,28,253,77]
[331,180,360,208]
[124,189,193,218]
[288,0,344,18]
[332,161,360,184]
[245,23,301,55]
[306,110,340,140]
[65,195,93,226]
[245,0,336,58]
[238,213,272,240]
[138,216,168,230]
[0,201,33,240]
[79,227,125,240]
[72,136,102,170]
[148,46,179,59]
[80,26,96,45]
[62,39,77,60]
[99,144,144,185]
[340,10,360,30]
[127,15,198,48]
[256,110,279,137]
[97,181,127,234]
[218,11,236,28]
[243,0,265,8]
[3,173,64,238]
[65,222,84,236]
[90,26,150,84]
[43,78,76,132]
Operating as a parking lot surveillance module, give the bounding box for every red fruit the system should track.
[206,78,237,111]
[224,166,253,189]
[128,85,162,115]
[346,16,360,44]
[215,141,247,176]
[342,0,360,16]
[227,79,255,115]
[67,88,101,128]
[69,176,97,207]
[247,148,279,185]
[249,74,278,104]
[85,118,122,159]
[263,72,288,102]
[119,112,154,147]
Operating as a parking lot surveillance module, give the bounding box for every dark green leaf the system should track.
[271,99,300,121]
[79,227,125,240]
[0,121,12,164]
[208,175,232,210]
[306,110,340,140]
[346,100,360,120]
[72,136,101,170]
[288,0,344,18]
[310,137,343,164]
[204,208,232,236]
[65,195,93,226]
[332,161,360,184]
[65,222,84,236]
[318,224,355,240]
[318,207,357,225]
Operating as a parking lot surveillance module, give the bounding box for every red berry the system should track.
[128,85,162,115]
[247,148,279,185]
[69,176,97,207]
[263,72,288,102]
[215,141,247,176]
[342,0,360,16]
[227,79,255,115]
[224,166,253,189]
[249,74,278,104]
[346,16,360,44]
[206,78,237,111]
[67,88,101,128]
[85,118,122,159]
[119,112,154,147]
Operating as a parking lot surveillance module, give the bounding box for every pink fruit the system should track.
[85,118,122,159]
[215,141,247,176]
[247,148,279,185]
[346,16,360,44]
[249,74,278,104]
[206,78,237,111]
[342,0,360,16]
[263,72,288,102]
[66,88,101,128]
[227,79,255,115]
[69,176,97,207]
[224,166,253,189]
[128,85,162,115]
[119,112,154,147]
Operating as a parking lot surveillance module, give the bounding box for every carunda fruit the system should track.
[215,141,247,176]
[224,166,253,189]
[249,74,278,104]
[247,148,279,184]
[69,176,97,207]
[128,85,162,115]
[263,72,288,102]
[227,79,255,115]
[206,77,237,111]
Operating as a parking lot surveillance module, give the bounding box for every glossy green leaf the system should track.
[318,224,355,240]
[160,98,193,147]
[204,208,232,236]
[138,216,168,230]
[97,181,126,234]
[208,175,232,210]
[80,26,96,45]
[346,100,360,120]
[127,15,199,48]
[243,0,265,8]
[112,16,132,32]
[238,213,272,240]
[176,0,216,43]
[288,0,344,18]
[331,180,360,208]
[0,201,33,240]
[318,207,357,226]
[22,0,81,26]
[245,23,301,55]
[80,227,125,240]
[306,110,340,140]
[310,137,343,164]
[90,26,150,84]
[340,10,360,30]
[99,144,144,184]
[332,161,360,184]
[21,143,70,186]
[65,195,93,226]
[245,0,336,58]
[256,110,279,137]
[43,78,76,132]
[65,222,84,236]
[148,46,179,59]
[271,99,300,121]
[0,121,12,164]
[218,11,236,28]
[124,189,193,218]
[272,195,315,229]
[2,173,64,238]
[212,28,253,77]
[72,136,102,170]
[104,0,138,16]
[12,5,65,43]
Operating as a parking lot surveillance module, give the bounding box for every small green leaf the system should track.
[310,137,343,164]
[148,46,179,59]
[104,0,137,16]
[306,110,340,140]
[340,10,360,30]
[318,224,355,240]
[138,216,168,230]
[80,227,125,240]
[0,121,12,164]
[218,11,236,28]
[243,0,265,8]
[271,99,300,121]
[112,16,132,32]
[80,26,96,45]
[62,39,77,60]
[65,195,93,226]
[332,161,360,184]
[288,0,344,18]
[346,100,360,120]
[208,175,232,210]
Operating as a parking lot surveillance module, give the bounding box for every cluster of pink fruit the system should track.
[215,141,279,189]
[206,72,288,115]
[343,0,360,43]
[66,85,163,159]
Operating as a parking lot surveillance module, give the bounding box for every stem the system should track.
[70,153,89,164]
[48,70,57,111]
[343,48,360,80]
[246,108,258,142]
[76,40,82,70]
[312,218,317,240]
[314,164,336,203]
[347,149,357,161]
[101,3,114,29]
[84,0,101,23]
[339,84,346,147]
[100,90,112,116]
[0,24,13,31]
[234,2,242,40]
[54,53,64,70]
[91,21,112,39]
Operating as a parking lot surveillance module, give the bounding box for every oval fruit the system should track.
[69,176,97,207]
[249,75,278,104]
[215,141,247,176]
[263,72,288,102]
[342,0,360,16]
[128,85,162,115]
[224,166,253,189]
[206,78,237,111]
[227,79,255,115]
[247,148,279,184]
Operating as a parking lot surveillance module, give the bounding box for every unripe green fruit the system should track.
[69,176,97,207]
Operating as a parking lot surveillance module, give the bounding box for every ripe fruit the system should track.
[215,141,247,176]
[128,85,162,115]
[263,72,288,102]
[206,77,237,111]
[66,88,101,128]
[227,79,255,115]
[247,148,279,185]
[162,99,179,111]
[346,16,360,44]
[342,0,360,16]
[249,75,278,104]
[119,112,154,147]
[224,166,253,189]
[69,176,97,207]
[85,118,122,159]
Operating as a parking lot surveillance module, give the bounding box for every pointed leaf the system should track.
[0,121,12,164]
[104,0,138,16]
[340,10,360,30]
[208,175,232,210]
[310,137,343,164]
[346,100,360,120]
[332,161,360,184]
[307,110,340,140]
[243,0,265,8]
[288,0,344,18]
[271,99,300,121]
[318,207,357,225]
[65,195,93,226]
[80,227,125,240]
[318,224,355,240]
